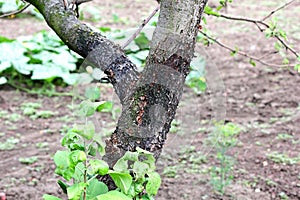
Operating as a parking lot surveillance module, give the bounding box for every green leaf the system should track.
[108,171,133,194]
[67,182,87,200]
[0,36,14,43]
[204,6,220,17]
[146,172,161,195]
[113,158,129,173]
[89,159,109,175]
[96,101,113,113]
[73,121,95,140]
[42,194,62,200]
[57,180,69,194]
[73,163,85,182]
[54,151,75,181]
[99,27,112,33]
[86,179,108,200]
[87,144,97,156]
[69,150,87,167]
[249,59,256,67]
[85,86,100,100]
[294,64,300,73]
[0,41,31,74]
[78,100,96,117]
[133,161,149,179]
[0,77,7,85]
[19,156,38,164]
[134,33,149,50]
[96,191,132,200]
[136,147,156,171]
[61,131,83,151]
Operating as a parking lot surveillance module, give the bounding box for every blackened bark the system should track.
[25,0,208,168]
[104,0,208,166]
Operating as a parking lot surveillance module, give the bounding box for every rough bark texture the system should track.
[104,0,208,166]
[25,0,208,167]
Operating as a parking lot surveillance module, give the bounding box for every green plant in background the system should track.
[0,31,80,86]
[43,87,161,200]
[207,122,241,194]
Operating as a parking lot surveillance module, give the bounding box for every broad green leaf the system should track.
[96,191,132,200]
[42,194,62,200]
[87,144,97,156]
[0,36,14,43]
[136,147,156,170]
[78,100,96,117]
[0,42,31,74]
[122,151,139,162]
[0,77,7,85]
[85,86,100,100]
[108,171,133,194]
[54,151,75,181]
[113,158,129,173]
[134,33,149,50]
[0,1,19,13]
[89,159,109,175]
[73,163,85,182]
[69,150,87,166]
[67,182,87,200]
[133,161,149,179]
[132,50,149,61]
[127,54,143,67]
[146,172,161,195]
[61,131,82,150]
[73,121,95,140]
[86,179,108,200]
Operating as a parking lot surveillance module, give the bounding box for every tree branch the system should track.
[0,3,31,18]
[122,4,160,49]
[200,30,294,68]
[261,0,296,21]
[104,0,208,166]
[24,0,139,103]
[206,1,300,59]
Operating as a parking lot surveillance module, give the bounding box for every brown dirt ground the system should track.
[1,0,300,200]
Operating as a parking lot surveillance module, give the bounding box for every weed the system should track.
[6,113,22,122]
[0,137,20,150]
[30,110,56,119]
[278,192,289,200]
[276,133,293,140]
[162,166,179,178]
[267,152,300,165]
[19,156,38,164]
[170,119,181,134]
[206,122,242,194]
[36,142,49,149]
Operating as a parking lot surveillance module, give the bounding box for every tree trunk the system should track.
[25,0,208,166]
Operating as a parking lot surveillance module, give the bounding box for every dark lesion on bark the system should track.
[162,54,190,76]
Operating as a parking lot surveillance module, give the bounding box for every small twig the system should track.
[200,31,294,68]
[122,4,160,49]
[206,1,300,59]
[0,3,30,18]
[261,0,296,21]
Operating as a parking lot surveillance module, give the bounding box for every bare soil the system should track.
[1,0,300,200]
